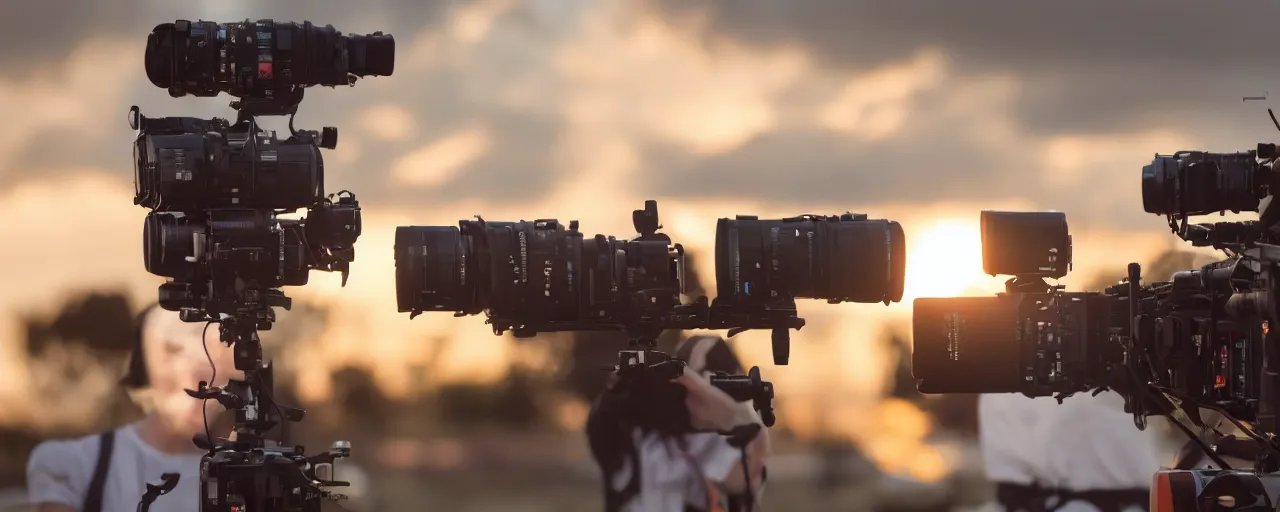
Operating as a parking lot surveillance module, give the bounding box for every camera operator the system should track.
[586,335,770,512]
[979,390,1179,512]
[26,304,239,512]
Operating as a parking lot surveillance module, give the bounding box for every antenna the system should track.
[1242,93,1280,133]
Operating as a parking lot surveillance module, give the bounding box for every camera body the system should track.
[394,201,692,338]
[911,142,1280,509]
[131,108,361,327]
[911,210,1127,398]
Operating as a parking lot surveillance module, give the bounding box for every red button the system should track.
[258,63,273,79]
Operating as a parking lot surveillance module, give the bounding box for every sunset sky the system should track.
[0,0,1269,454]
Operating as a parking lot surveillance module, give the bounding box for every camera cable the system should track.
[726,423,764,512]
[201,321,216,455]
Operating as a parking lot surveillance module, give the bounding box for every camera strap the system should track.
[82,430,116,512]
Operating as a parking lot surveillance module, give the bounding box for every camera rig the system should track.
[910,137,1280,509]
[394,199,906,433]
[131,18,393,511]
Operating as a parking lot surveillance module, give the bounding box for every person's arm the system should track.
[675,372,770,494]
[26,439,89,511]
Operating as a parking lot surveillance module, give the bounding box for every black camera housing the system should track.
[394,200,691,339]
[145,19,394,116]
[130,107,360,326]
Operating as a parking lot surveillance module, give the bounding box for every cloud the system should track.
[355,105,418,142]
[390,127,493,187]
[0,0,1267,428]
[639,0,1280,138]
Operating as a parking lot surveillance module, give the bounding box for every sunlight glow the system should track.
[901,218,986,302]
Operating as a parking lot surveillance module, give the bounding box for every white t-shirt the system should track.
[979,391,1176,512]
[610,429,748,512]
[27,422,203,512]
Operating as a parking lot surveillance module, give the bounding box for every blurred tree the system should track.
[883,330,920,403]
[436,365,544,428]
[23,291,135,356]
[22,291,141,424]
[330,365,394,431]
[882,327,980,437]
[559,250,709,402]
[3,290,143,488]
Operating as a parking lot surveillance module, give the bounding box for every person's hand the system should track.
[674,371,760,432]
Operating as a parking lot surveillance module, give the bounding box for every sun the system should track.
[900,218,988,302]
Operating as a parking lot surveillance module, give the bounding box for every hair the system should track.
[674,334,742,376]
[120,303,163,390]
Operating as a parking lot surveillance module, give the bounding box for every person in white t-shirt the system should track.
[586,335,770,512]
[26,304,239,512]
[979,390,1182,512]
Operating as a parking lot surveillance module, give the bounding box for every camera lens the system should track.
[144,24,175,89]
[912,296,1023,393]
[714,216,906,305]
[1141,152,1261,216]
[145,20,396,98]
[394,226,475,314]
[348,33,396,77]
[143,213,199,279]
[980,211,1071,279]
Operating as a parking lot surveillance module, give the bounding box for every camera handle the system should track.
[136,473,180,512]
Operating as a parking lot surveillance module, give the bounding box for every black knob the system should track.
[771,328,790,366]
[1259,143,1277,160]
[760,409,776,427]
[320,127,338,149]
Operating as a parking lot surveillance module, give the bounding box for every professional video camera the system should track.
[911,208,1269,413]
[911,144,1280,509]
[130,18,393,512]
[393,199,906,433]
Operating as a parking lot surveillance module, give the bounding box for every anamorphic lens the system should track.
[714,215,906,305]
[143,212,199,279]
[394,226,475,314]
[1142,152,1261,217]
[980,211,1071,279]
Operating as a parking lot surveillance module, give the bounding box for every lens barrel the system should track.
[144,20,395,98]
[714,215,906,305]
[143,212,199,279]
[1141,152,1261,217]
[394,226,474,314]
[349,33,396,77]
